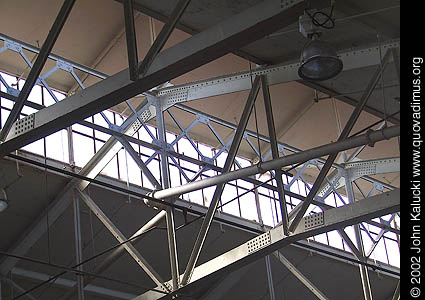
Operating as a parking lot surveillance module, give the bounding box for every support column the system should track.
[155,100,179,291]
[265,255,276,300]
[138,0,192,76]
[345,174,373,300]
[76,190,169,292]
[180,76,261,286]
[0,0,76,141]
[391,281,400,300]
[273,251,329,300]
[72,193,85,300]
[261,75,289,235]
[123,0,139,81]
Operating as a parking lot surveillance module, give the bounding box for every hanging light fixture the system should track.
[0,188,8,212]
[297,3,342,81]
[298,34,343,81]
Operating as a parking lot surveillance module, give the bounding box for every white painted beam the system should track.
[0,0,313,156]
[134,189,400,299]
[156,40,400,109]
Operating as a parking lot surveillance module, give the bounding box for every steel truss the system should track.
[0,82,400,297]
[0,3,400,298]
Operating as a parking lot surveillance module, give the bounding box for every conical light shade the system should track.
[298,37,343,81]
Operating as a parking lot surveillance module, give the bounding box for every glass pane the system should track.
[221,185,239,217]
[314,233,328,245]
[1,72,17,87]
[202,186,215,207]
[46,130,69,163]
[22,139,45,156]
[239,192,258,222]
[385,238,400,267]
[187,190,203,205]
[73,133,95,167]
[21,105,37,115]
[327,230,344,249]
[101,155,119,179]
[73,123,93,136]
[27,85,43,105]
[43,88,56,106]
[1,98,14,110]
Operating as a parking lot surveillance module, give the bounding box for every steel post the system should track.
[72,193,85,300]
[273,252,329,300]
[58,211,167,300]
[180,76,261,286]
[0,0,76,142]
[3,278,37,300]
[265,255,276,300]
[76,189,170,293]
[114,135,161,189]
[261,75,289,235]
[156,100,180,291]
[391,281,400,300]
[135,189,399,300]
[345,175,373,300]
[0,0,310,156]
[123,0,139,81]
[138,0,192,76]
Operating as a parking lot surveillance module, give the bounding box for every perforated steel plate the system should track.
[247,232,271,254]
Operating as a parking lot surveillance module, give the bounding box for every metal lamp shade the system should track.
[298,38,343,81]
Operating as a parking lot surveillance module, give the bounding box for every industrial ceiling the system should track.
[0,0,400,299]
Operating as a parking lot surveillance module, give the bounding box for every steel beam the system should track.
[273,251,329,300]
[113,0,267,65]
[345,176,373,300]
[72,194,85,300]
[114,135,161,189]
[0,100,157,274]
[0,33,108,79]
[391,48,400,85]
[11,268,137,300]
[344,157,400,181]
[261,75,289,235]
[138,0,192,77]
[0,101,153,276]
[0,0,76,142]
[0,0,311,156]
[180,76,261,286]
[288,49,393,232]
[3,278,37,300]
[2,148,400,279]
[199,264,254,300]
[123,0,139,81]
[317,122,388,198]
[134,189,400,299]
[149,125,399,201]
[156,40,399,111]
[58,211,167,300]
[76,189,170,292]
[391,281,400,300]
[155,100,180,291]
[265,255,276,300]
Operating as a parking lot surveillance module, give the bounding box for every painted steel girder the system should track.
[156,40,400,109]
[134,189,400,300]
[0,0,315,157]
